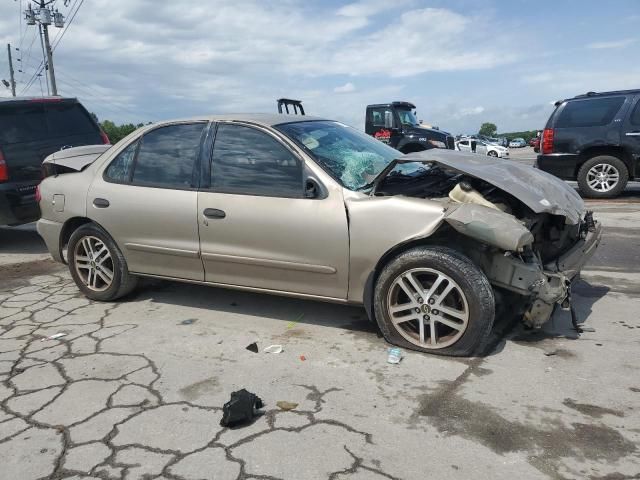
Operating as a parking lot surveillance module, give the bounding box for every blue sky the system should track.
[1,0,638,134]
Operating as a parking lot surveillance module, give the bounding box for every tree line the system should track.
[479,122,539,142]
[90,113,148,144]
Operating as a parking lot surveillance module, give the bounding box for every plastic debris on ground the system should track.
[276,401,298,411]
[245,342,259,353]
[264,345,283,354]
[387,347,403,364]
[287,313,304,329]
[180,319,196,325]
[42,333,66,341]
[220,389,264,427]
[299,355,306,361]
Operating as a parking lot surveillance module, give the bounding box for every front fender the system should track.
[345,193,446,303]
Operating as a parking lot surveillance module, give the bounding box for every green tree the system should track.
[479,122,498,137]
[100,119,144,144]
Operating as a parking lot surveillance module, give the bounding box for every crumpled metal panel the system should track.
[402,149,584,224]
[444,203,534,251]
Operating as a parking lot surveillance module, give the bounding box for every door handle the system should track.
[625,132,640,136]
[93,198,110,208]
[203,208,226,219]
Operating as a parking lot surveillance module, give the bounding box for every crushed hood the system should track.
[42,145,111,171]
[399,149,584,224]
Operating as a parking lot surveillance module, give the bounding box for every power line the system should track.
[51,0,80,50]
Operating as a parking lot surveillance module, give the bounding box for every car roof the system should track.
[367,101,416,109]
[0,96,78,104]
[556,89,640,105]
[158,113,329,128]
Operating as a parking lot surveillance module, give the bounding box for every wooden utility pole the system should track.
[6,44,16,97]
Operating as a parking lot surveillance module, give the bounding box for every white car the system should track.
[456,139,509,158]
[509,138,527,148]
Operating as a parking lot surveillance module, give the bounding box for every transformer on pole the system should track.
[23,1,65,96]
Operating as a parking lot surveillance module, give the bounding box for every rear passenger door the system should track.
[197,122,349,299]
[89,122,207,280]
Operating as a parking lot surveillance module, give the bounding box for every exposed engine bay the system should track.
[372,160,602,330]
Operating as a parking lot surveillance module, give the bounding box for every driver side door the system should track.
[197,123,350,299]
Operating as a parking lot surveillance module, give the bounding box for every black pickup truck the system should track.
[365,101,455,153]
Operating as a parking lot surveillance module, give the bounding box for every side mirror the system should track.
[384,111,394,129]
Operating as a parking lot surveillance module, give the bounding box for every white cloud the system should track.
[587,38,637,49]
[337,0,410,18]
[459,106,485,116]
[333,82,356,94]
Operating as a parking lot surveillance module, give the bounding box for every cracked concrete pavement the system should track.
[0,199,639,480]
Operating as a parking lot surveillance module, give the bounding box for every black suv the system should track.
[536,89,640,198]
[0,97,108,226]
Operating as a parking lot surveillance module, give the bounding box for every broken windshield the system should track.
[277,120,410,190]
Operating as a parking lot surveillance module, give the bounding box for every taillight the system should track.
[35,184,42,203]
[0,150,8,182]
[542,128,554,154]
[100,130,111,144]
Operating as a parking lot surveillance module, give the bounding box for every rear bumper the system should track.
[0,182,40,226]
[536,153,581,180]
[36,218,65,263]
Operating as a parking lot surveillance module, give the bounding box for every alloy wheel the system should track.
[587,163,619,193]
[386,268,469,349]
[74,236,114,292]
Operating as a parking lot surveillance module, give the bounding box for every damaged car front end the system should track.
[368,150,602,331]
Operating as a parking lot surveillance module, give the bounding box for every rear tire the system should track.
[68,223,138,301]
[373,246,495,357]
[577,155,628,198]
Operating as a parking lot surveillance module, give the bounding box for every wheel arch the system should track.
[59,217,108,264]
[362,225,471,322]
[577,146,635,178]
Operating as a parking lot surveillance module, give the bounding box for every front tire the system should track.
[488,150,498,157]
[68,223,138,301]
[577,155,628,198]
[373,246,495,356]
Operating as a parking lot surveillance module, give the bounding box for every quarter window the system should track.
[630,100,640,126]
[556,97,625,128]
[105,141,138,182]
[131,123,205,188]
[211,124,302,197]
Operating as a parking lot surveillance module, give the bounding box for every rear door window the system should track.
[0,104,46,144]
[211,124,302,197]
[131,123,205,189]
[46,103,98,137]
[556,97,625,128]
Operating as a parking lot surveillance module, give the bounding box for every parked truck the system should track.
[365,101,455,152]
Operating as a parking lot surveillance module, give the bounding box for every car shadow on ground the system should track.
[131,277,375,335]
[0,224,48,255]
[503,278,610,348]
[125,277,601,358]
